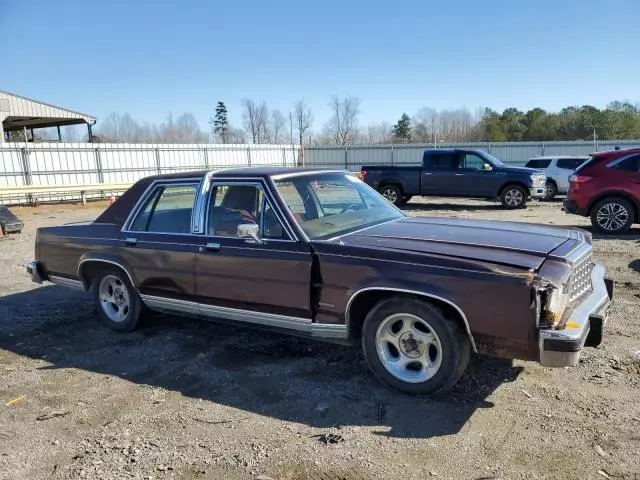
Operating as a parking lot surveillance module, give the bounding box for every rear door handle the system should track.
[125,237,138,246]
[205,242,221,252]
[455,173,464,176]
[423,172,433,175]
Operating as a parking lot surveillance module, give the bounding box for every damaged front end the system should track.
[531,244,613,367]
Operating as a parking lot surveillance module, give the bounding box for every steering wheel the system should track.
[339,203,363,214]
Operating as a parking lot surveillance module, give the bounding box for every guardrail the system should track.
[0,183,132,205]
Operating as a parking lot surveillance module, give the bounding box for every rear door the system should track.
[556,158,587,192]
[421,151,460,195]
[120,181,199,306]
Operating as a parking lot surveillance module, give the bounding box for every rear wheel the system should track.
[590,197,634,234]
[500,185,527,209]
[378,185,403,206]
[92,267,142,331]
[361,297,471,395]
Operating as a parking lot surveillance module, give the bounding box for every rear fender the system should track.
[77,253,137,290]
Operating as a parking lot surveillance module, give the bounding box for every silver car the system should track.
[525,156,589,199]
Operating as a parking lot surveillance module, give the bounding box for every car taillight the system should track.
[360,169,367,181]
[569,174,592,183]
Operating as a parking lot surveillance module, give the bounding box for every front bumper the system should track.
[539,263,613,367]
[530,187,546,199]
[26,260,46,284]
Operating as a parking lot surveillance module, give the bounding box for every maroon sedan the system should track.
[27,168,612,394]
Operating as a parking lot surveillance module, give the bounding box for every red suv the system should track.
[564,148,640,234]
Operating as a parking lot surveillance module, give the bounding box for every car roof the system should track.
[591,147,640,157]
[211,166,347,178]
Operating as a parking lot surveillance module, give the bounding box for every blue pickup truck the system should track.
[361,148,547,208]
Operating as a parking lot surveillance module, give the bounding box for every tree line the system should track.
[85,99,640,145]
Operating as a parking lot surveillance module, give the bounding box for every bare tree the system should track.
[293,99,313,146]
[325,96,361,145]
[365,122,392,144]
[241,99,269,143]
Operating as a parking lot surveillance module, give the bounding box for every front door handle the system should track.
[455,173,464,176]
[205,242,221,252]
[125,237,138,246]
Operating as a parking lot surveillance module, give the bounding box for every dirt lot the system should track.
[1,198,639,480]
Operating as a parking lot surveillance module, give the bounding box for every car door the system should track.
[421,151,460,195]
[194,180,312,326]
[119,181,199,309]
[454,152,497,196]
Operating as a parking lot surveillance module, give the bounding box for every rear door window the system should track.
[525,159,551,169]
[612,155,640,173]
[429,153,458,170]
[557,158,586,170]
[130,184,198,233]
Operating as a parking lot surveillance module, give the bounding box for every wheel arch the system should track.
[77,254,137,291]
[377,179,404,194]
[587,191,640,222]
[345,287,477,352]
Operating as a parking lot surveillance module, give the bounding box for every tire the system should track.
[361,297,471,395]
[590,197,634,234]
[91,266,142,331]
[499,184,528,209]
[378,185,403,206]
[544,181,557,201]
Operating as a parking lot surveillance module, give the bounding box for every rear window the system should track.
[557,158,587,170]
[525,159,551,169]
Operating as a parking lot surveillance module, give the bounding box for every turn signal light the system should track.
[360,170,367,181]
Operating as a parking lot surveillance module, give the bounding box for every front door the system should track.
[453,151,497,196]
[195,181,312,327]
[119,181,200,309]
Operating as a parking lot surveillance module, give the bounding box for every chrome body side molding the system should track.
[49,275,85,290]
[139,294,348,340]
[345,287,478,352]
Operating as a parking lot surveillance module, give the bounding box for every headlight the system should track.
[530,173,546,186]
[542,286,569,327]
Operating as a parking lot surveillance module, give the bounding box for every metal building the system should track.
[0,91,96,143]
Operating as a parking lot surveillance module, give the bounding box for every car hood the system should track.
[498,165,542,175]
[333,217,575,270]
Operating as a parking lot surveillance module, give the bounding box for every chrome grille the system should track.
[565,255,593,301]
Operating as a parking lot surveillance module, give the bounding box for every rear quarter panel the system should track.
[37,224,122,279]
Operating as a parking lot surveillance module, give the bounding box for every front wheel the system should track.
[92,267,142,331]
[361,297,471,395]
[500,185,528,209]
[590,197,634,234]
[378,185,403,206]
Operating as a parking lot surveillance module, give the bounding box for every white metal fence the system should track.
[305,139,640,170]
[0,142,299,203]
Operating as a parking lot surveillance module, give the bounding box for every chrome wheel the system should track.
[504,188,524,207]
[98,275,130,323]
[375,313,443,383]
[381,187,399,204]
[596,202,629,232]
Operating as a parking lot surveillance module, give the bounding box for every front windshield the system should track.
[274,173,404,240]
[478,151,505,167]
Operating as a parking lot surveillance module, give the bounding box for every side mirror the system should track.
[237,223,262,244]
[482,163,493,172]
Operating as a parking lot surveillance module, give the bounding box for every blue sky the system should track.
[2,0,639,133]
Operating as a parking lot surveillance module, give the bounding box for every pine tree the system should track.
[392,113,411,143]
[212,102,229,143]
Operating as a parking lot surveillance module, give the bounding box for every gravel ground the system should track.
[1,198,639,480]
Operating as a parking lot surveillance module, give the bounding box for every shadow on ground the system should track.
[0,286,523,439]
[629,260,640,273]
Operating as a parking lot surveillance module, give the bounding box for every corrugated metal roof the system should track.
[0,91,95,124]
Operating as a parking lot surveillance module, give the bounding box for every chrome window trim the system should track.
[270,170,346,180]
[121,179,202,234]
[139,294,347,339]
[345,287,477,352]
[204,179,297,242]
